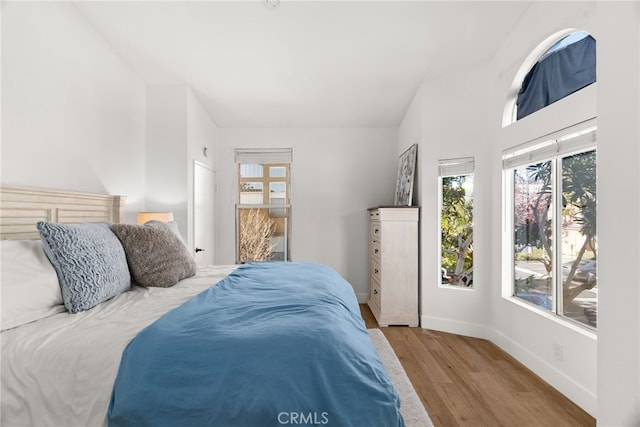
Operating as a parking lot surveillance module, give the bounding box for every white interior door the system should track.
[194,161,215,266]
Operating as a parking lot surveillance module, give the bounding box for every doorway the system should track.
[193,161,216,266]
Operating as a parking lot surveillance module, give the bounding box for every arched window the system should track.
[502,30,598,331]
[516,31,596,120]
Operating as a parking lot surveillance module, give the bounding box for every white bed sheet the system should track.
[1,265,238,427]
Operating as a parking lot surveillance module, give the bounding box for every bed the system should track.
[0,186,405,427]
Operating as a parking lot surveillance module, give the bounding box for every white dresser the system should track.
[367,206,419,327]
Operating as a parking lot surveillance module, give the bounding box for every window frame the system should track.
[238,162,290,207]
[502,120,597,332]
[234,148,293,264]
[515,31,595,121]
[502,28,592,127]
[438,157,475,290]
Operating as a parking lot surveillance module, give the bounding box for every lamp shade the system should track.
[137,212,174,224]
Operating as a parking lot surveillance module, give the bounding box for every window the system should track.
[504,124,597,329]
[439,157,474,288]
[516,31,596,120]
[235,149,292,263]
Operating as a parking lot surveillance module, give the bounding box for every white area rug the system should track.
[368,328,434,427]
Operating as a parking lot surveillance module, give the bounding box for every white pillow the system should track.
[1,240,65,331]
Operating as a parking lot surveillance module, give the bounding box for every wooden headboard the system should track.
[0,186,126,240]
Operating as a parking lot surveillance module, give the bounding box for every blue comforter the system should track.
[108,262,404,427]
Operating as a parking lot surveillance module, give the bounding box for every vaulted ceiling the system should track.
[74,1,532,128]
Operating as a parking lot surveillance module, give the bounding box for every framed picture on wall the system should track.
[394,144,417,206]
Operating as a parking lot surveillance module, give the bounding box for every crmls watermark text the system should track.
[277,412,329,425]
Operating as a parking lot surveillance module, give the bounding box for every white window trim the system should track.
[234,148,292,164]
[438,157,475,290]
[438,156,475,177]
[502,120,597,168]
[234,148,293,263]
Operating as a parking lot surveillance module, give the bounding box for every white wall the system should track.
[398,84,423,208]
[401,63,494,336]
[595,2,640,424]
[414,63,495,339]
[145,85,189,231]
[216,128,397,301]
[145,85,217,246]
[186,89,219,259]
[1,2,146,222]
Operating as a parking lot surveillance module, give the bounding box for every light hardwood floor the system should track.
[360,304,596,427]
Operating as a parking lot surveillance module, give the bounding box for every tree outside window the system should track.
[439,158,474,288]
[236,162,291,263]
[511,146,597,329]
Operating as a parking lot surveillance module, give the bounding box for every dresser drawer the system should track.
[369,221,381,241]
[370,258,382,283]
[370,240,381,260]
[370,276,381,308]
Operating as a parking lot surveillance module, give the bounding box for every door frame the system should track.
[192,160,216,265]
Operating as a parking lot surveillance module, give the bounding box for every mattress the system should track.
[1,265,238,427]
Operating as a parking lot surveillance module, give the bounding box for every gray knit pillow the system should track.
[111,221,196,288]
[37,222,131,313]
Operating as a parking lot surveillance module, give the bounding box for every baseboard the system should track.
[488,328,597,417]
[420,314,489,339]
[356,293,368,304]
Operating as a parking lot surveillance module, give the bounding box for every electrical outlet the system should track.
[553,342,563,361]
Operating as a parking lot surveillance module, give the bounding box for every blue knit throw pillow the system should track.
[37,222,131,313]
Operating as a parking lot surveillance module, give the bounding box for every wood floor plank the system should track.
[388,328,453,385]
[359,304,595,427]
[435,381,488,427]
[382,328,460,426]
